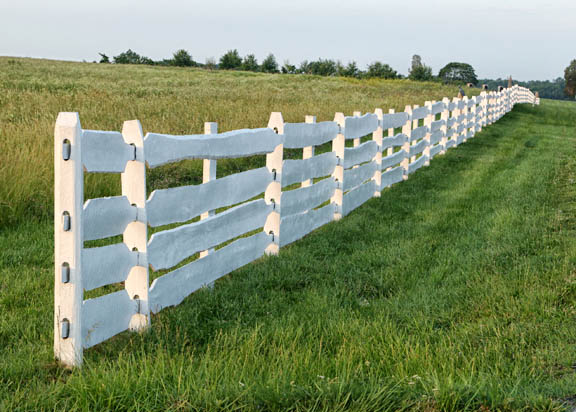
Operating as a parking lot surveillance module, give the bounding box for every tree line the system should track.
[97,49,576,100]
[98,49,479,84]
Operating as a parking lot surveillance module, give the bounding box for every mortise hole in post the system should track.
[132,247,138,252]
[61,262,70,283]
[133,295,141,313]
[62,211,71,231]
[273,127,279,134]
[61,319,70,339]
[130,143,136,160]
[62,139,71,161]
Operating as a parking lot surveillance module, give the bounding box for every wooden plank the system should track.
[149,232,271,313]
[410,125,428,142]
[381,133,406,151]
[381,149,406,170]
[467,112,475,121]
[343,161,377,192]
[280,203,333,247]
[147,167,272,227]
[408,155,428,174]
[82,130,134,173]
[380,112,409,130]
[430,144,443,158]
[448,102,457,111]
[445,140,456,149]
[430,101,445,115]
[411,106,430,120]
[82,290,137,348]
[282,178,336,216]
[264,112,284,255]
[409,139,428,157]
[83,196,136,241]
[381,166,403,189]
[447,117,457,128]
[82,243,139,291]
[54,112,84,367]
[430,130,443,146]
[148,199,271,271]
[121,120,150,330]
[343,140,378,169]
[343,113,379,140]
[282,152,337,187]
[431,119,445,133]
[342,180,376,216]
[144,128,281,168]
[283,121,339,149]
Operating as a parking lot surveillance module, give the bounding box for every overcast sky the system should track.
[1,0,574,80]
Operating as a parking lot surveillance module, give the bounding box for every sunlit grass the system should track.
[0,57,473,227]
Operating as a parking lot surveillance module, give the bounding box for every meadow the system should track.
[0,57,471,227]
[1,58,576,411]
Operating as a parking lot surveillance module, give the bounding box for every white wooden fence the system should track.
[54,85,538,366]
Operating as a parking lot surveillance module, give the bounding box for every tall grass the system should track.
[0,57,471,227]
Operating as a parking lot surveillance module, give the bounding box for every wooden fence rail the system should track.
[54,85,538,366]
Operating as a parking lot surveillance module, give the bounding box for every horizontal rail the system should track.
[282,178,337,216]
[282,152,337,187]
[147,167,272,227]
[144,128,281,167]
[283,121,339,148]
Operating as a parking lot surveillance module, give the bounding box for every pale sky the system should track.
[1,0,574,80]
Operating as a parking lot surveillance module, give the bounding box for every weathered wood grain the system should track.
[144,128,281,167]
[344,113,379,140]
[147,167,272,227]
[283,121,339,148]
[83,196,137,241]
[282,178,336,216]
[381,166,404,189]
[343,141,378,169]
[82,243,139,291]
[380,112,409,130]
[82,130,134,173]
[282,152,337,187]
[148,199,271,270]
[280,203,333,246]
[342,180,376,216]
[343,161,377,192]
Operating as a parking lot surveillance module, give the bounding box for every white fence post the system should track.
[121,120,150,330]
[332,112,345,220]
[54,112,84,367]
[302,116,316,187]
[440,98,450,154]
[424,101,433,165]
[373,108,384,197]
[265,112,284,254]
[401,105,412,180]
[200,122,218,259]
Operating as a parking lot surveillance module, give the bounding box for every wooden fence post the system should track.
[121,120,150,330]
[440,98,450,154]
[401,105,412,180]
[302,116,316,187]
[424,101,433,165]
[265,112,284,254]
[54,112,84,367]
[200,122,218,257]
[373,108,384,197]
[332,112,345,220]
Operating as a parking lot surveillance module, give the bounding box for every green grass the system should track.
[1,58,575,410]
[1,96,576,410]
[0,57,473,227]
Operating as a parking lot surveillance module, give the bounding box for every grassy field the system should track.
[1,59,576,410]
[0,57,472,227]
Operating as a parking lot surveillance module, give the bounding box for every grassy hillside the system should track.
[0,57,471,227]
[1,98,576,411]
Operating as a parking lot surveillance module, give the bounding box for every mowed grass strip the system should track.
[1,99,576,411]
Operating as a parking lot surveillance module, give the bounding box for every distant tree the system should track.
[297,59,338,76]
[219,49,242,70]
[241,54,259,72]
[339,61,360,78]
[172,49,195,67]
[98,53,110,64]
[205,57,217,70]
[409,65,433,81]
[114,49,149,64]
[438,62,478,85]
[565,59,576,98]
[366,62,398,79]
[411,55,423,71]
[261,54,279,73]
[281,61,297,74]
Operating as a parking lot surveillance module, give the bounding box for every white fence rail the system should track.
[54,85,538,366]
